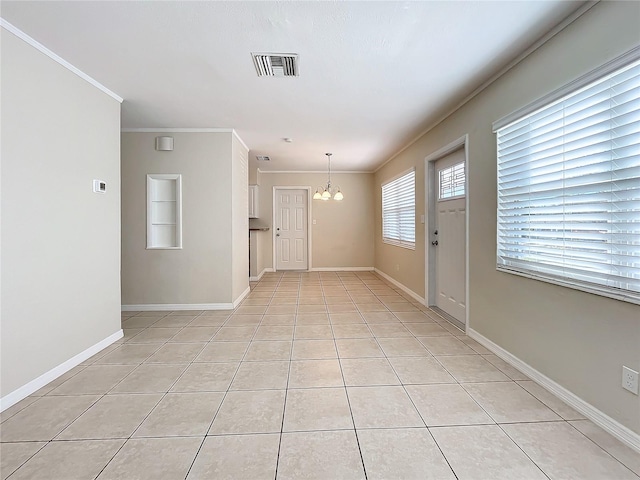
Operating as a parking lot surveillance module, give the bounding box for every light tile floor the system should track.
[1,271,639,479]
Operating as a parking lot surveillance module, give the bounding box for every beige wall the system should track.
[121,132,238,305]
[1,30,122,397]
[253,172,375,273]
[374,1,640,433]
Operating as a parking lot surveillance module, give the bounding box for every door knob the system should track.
[276,233,280,237]
[432,240,438,246]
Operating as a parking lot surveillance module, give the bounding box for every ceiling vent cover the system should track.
[256,155,271,162]
[252,53,298,77]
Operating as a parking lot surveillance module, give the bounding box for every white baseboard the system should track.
[468,328,640,454]
[250,267,274,282]
[374,268,426,304]
[309,267,375,272]
[233,286,251,308]
[123,288,251,312]
[122,303,234,311]
[0,329,124,412]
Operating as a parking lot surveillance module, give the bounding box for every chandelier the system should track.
[313,153,343,201]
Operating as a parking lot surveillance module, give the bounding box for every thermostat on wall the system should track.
[93,179,107,193]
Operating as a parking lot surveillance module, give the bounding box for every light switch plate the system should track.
[93,179,106,193]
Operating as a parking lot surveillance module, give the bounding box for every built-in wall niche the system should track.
[147,174,182,249]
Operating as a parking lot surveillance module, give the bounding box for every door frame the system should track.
[424,135,470,332]
[272,186,312,271]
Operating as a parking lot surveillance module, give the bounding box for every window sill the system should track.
[496,266,640,306]
[383,239,415,250]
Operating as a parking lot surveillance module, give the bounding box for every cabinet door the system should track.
[249,185,259,218]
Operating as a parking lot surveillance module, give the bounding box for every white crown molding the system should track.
[468,328,640,454]
[121,128,234,133]
[374,268,426,304]
[258,169,373,174]
[493,45,640,132]
[309,267,375,272]
[0,329,123,412]
[374,1,598,173]
[1,18,123,104]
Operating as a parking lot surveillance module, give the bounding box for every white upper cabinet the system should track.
[249,184,259,218]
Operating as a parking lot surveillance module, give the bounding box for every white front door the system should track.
[275,188,308,270]
[434,149,466,323]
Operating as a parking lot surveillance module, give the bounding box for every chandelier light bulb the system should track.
[313,153,344,202]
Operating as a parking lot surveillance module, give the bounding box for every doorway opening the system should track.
[425,136,469,331]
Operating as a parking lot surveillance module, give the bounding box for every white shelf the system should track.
[147,174,182,249]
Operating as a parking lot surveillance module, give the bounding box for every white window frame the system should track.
[493,47,640,305]
[438,161,466,200]
[382,168,416,250]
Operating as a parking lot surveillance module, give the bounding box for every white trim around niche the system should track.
[0,18,123,103]
[0,329,124,412]
[468,328,640,454]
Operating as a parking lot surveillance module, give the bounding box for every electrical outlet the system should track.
[395,264,400,271]
[622,366,639,395]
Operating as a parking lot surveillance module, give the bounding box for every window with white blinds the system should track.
[382,169,415,249]
[495,56,640,304]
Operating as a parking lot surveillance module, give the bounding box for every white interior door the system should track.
[433,149,466,323]
[275,188,308,270]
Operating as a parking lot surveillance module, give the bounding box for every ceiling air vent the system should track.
[256,155,271,162]
[252,53,298,77]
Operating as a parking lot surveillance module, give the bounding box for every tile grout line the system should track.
[359,275,460,480]
[332,275,369,480]
[564,420,640,478]
[183,280,272,479]
[7,271,637,478]
[273,274,298,480]
[184,282,272,480]
[96,309,227,479]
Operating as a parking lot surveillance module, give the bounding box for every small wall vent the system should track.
[256,155,271,162]
[252,53,298,77]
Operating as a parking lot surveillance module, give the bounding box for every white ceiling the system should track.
[1,1,583,172]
